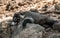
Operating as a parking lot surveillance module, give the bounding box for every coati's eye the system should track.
[13,16,20,22]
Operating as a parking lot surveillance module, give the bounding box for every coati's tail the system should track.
[22,17,34,29]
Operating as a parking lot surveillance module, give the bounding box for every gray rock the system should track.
[44,32,60,38]
[12,23,45,38]
[53,22,60,31]
[0,20,12,38]
[55,3,60,10]
[0,22,2,29]
[48,33,60,38]
[19,23,45,38]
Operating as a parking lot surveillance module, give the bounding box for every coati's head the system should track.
[13,13,20,23]
[11,12,25,26]
[11,12,21,26]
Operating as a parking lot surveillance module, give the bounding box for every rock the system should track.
[55,3,60,10]
[0,22,2,29]
[45,0,54,5]
[47,5,55,12]
[6,1,18,11]
[0,0,11,5]
[19,23,45,38]
[14,0,40,4]
[0,20,12,38]
[14,0,25,3]
[48,33,60,38]
[12,23,45,38]
[26,23,45,31]
[55,0,60,3]
[44,32,60,38]
[58,16,60,19]
[53,22,60,31]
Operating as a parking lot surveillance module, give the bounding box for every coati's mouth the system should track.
[11,22,17,26]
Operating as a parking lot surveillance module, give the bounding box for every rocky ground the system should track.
[0,0,60,38]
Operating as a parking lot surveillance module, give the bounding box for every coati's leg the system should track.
[22,17,34,29]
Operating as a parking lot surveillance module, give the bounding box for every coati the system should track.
[12,11,58,29]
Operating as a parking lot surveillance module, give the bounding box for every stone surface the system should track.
[53,22,60,31]
[55,3,60,10]
[47,33,60,38]
[12,23,45,38]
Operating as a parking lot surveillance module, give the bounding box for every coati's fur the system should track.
[12,11,58,29]
[22,11,58,28]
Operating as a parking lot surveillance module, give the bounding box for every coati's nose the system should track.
[11,22,16,26]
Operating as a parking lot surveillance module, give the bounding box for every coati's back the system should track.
[23,11,59,28]
[24,11,48,24]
